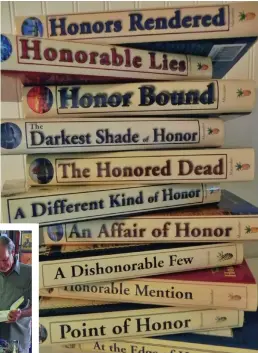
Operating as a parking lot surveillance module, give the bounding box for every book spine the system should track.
[15,3,258,43]
[38,274,257,311]
[64,334,255,353]
[39,214,258,246]
[26,148,255,186]
[38,307,244,345]
[38,243,243,289]
[22,80,256,118]
[1,183,221,225]
[1,118,224,155]
[1,34,211,81]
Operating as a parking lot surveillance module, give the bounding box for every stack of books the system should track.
[1,2,258,353]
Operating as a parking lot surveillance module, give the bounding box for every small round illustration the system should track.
[47,225,64,242]
[27,86,53,114]
[39,324,48,344]
[29,158,54,184]
[1,35,12,62]
[1,122,22,149]
[21,17,43,37]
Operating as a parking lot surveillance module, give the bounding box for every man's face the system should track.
[0,245,14,272]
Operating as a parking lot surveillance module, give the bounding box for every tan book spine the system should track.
[1,34,211,82]
[22,80,256,118]
[38,243,243,289]
[61,335,255,353]
[39,266,257,311]
[1,117,224,155]
[1,183,220,225]
[15,3,258,43]
[40,214,258,245]
[38,307,244,345]
[39,297,234,337]
[26,148,255,186]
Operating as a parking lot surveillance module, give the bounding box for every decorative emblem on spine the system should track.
[21,17,43,37]
[208,186,220,194]
[39,324,48,344]
[239,11,256,21]
[0,35,12,62]
[197,62,209,71]
[228,293,242,301]
[207,127,220,135]
[27,87,53,114]
[1,122,22,149]
[47,225,64,242]
[29,158,54,184]
[217,251,233,261]
[237,88,252,97]
[235,162,251,171]
[215,316,227,322]
[245,225,258,234]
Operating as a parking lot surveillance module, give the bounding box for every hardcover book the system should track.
[39,260,257,311]
[15,2,258,78]
[38,242,243,289]
[22,80,256,118]
[26,148,255,186]
[1,117,224,155]
[1,183,221,225]
[38,305,244,345]
[39,189,258,245]
[0,34,211,85]
[73,311,258,353]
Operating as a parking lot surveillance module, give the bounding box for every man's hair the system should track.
[0,235,15,254]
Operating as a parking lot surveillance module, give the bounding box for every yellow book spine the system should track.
[1,117,224,155]
[26,148,255,186]
[15,3,258,43]
[1,183,220,225]
[38,243,243,289]
[1,34,211,81]
[21,80,256,118]
[38,307,244,345]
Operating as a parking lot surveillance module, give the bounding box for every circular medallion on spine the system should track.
[29,158,54,184]
[39,324,48,344]
[1,35,12,62]
[27,86,53,114]
[47,225,64,242]
[1,122,22,149]
[21,17,43,37]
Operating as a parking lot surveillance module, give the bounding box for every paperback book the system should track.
[38,305,244,345]
[72,311,258,353]
[22,80,256,118]
[38,242,243,289]
[1,183,221,225]
[1,117,224,155]
[0,34,211,85]
[39,189,258,245]
[39,260,257,311]
[15,2,258,78]
[26,148,255,186]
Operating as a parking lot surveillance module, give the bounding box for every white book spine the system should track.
[39,243,243,289]
[22,80,256,118]
[1,183,220,225]
[26,148,255,186]
[39,307,244,345]
[40,214,258,245]
[1,118,224,155]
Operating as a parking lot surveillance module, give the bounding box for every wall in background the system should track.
[1,1,258,257]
